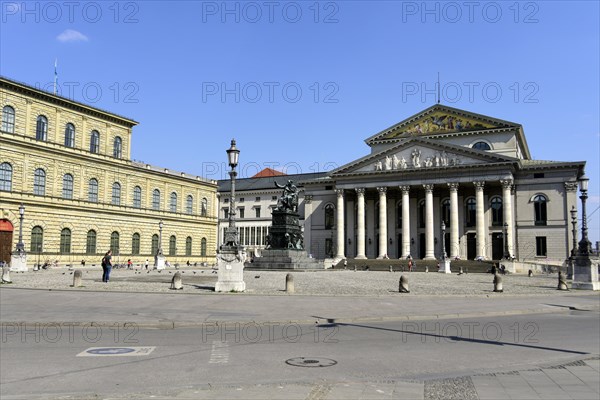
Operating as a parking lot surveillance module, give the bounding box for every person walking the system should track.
[102,250,113,283]
[145,259,149,270]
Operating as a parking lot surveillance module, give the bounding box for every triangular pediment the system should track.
[365,105,520,144]
[333,138,517,176]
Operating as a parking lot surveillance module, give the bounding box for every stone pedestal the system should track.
[501,260,516,274]
[251,249,322,270]
[10,253,28,272]
[572,255,600,290]
[438,259,451,274]
[215,247,246,292]
[154,254,165,270]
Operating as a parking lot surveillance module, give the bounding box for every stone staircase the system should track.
[333,258,496,273]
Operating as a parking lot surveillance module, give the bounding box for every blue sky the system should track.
[1,0,599,243]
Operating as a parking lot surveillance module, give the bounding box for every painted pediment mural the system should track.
[334,139,517,175]
[387,110,497,138]
[365,105,520,144]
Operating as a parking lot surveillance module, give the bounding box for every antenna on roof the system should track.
[437,72,441,104]
[53,59,58,95]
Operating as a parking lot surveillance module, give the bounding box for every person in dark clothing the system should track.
[101,250,113,283]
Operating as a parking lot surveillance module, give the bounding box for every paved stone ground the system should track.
[67,357,599,399]
[3,267,572,296]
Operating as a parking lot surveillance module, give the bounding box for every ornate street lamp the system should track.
[224,139,240,248]
[570,206,578,259]
[577,175,591,256]
[440,220,447,261]
[502,222,510,259]
[158,220,164,256]
[15,204,25,255]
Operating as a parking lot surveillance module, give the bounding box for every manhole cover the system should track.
[285,357,337,367]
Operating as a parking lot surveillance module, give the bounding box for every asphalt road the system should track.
[1,311,599,399]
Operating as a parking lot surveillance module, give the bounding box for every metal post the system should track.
[570,206,578,258]
[441,221,446,261]
[158,220,163,255]
[16,204,25,254]
[578,187,591,256]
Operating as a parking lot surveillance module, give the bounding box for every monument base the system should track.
[572,256,599,291]
[215,246,246,292]
[250,249,323,270]
[438,259,451,273]
[10,253,28,272]
[154,254,165,270]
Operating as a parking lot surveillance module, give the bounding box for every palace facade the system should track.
[0,77,218,266]
[302,105,585,263]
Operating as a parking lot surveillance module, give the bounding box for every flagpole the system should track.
[54,59,58,95]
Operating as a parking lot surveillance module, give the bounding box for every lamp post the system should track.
[37,244,41,270]
[158,220,164,255]
[223,139,240,247]
[502,222,510,259]
[570,206,578,258]
[15,204,25,254]
[577,175,591,256]
[440,220,447,261]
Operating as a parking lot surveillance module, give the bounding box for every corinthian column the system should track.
[335,189,345,261]
[400,186,411,258]
[448,183,459,259]
[474,181,486,259]
[500,179,514,258]
[355,188,366,259]
[424,184,435,259]
[377,187,388,258]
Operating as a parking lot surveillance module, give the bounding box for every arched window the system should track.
[90,130,100,153]
[324,204,334,230]
[62,174,74,199]
[169,235,176,255]
[132,233,140,255]
[170,192,178,212]
[110,231,120,254]
[201,198,208,217]
[185,236,192,256]
[418,200,426,228]
[111,182,121,205]
[36,115,48,141]
[491,197,503,226]
[441,199,451,226]
[201,237,207,257]
[152,189,161,210]
[472,141,491,151]
[133,186,142,208]
[31,226,43,253]
[60,228,71,253]
[533,194,548,226]
[2,105,15,133]
[113,136,122,158]
[186,195,193,214]
[33,168,46,195]
[88,178,98,202]
[0,162,12,191]
[64,123,75,147]
[151,234,159,255]
[86,230,97,254]
[465,198,476,227]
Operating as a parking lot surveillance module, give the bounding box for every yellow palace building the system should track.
[0,76,218,267]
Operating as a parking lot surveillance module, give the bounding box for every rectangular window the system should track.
[534,173,545,179]
[272,196,277,201]
[224,198,229,203]
[223,209,229,219]
[536,236,547,257]
[255,207,261,218]
[239,198,244,203]
[239,208,245,219]
[255,197,261,202]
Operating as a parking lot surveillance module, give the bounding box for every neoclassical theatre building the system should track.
[301,105,585,263]
[0,77,218,266]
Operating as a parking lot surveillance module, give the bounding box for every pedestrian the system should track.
[127,259,133,269]
[408,259,413,272]
[101,250,113,283]
[145,259,149,270]
[81,259,85,267]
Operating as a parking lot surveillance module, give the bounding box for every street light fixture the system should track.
[15,204,25,254]
[577,175,591,256]
[158,220,164,256]
[441,220,447,261]
[224,139,240,248]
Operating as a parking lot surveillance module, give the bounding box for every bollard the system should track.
[1,264,12,283]
[286,273,294,293]
[389,265,393,272]
[557,271,568,291]
[459,267,464,275]
[425,266,429,273]
[354,266,357,272]
[170,272,183,290]
[528,269,533,277]
[73,270,82,287]
[493,273,503,293]
[399,275,410,293]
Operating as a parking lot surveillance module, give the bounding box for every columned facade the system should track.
[335,189,345,260]
[377,187,388,258]
[448,183,460,258]
[401,186,411,258]
[424,184,435,259]
[355,188,366,259]
[474,181,486,259]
